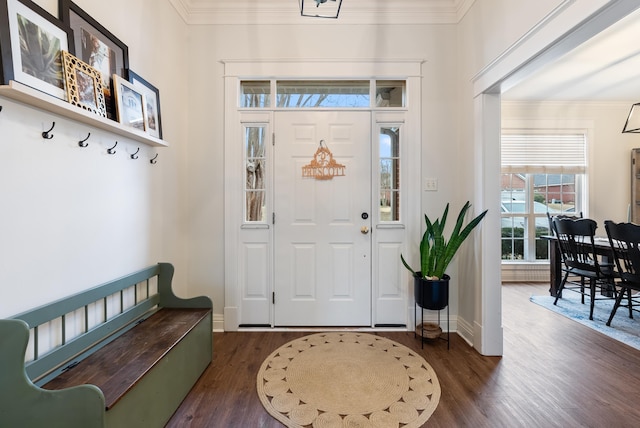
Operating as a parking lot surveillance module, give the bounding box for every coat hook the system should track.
[107,141,118,154]
[130,147,140,159]
[42,122,55,139]
[78,132,90,147]
[150,153,158,164]
[0,106,3,112]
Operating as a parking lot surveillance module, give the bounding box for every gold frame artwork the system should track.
[61,50,106,117]
[302,140,346,180]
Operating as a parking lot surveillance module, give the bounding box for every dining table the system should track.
[542,234,615,297]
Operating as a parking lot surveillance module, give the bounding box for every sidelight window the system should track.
[244,125,267,222]
[379,126,401,221]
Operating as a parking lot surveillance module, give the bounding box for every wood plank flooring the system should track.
[166,283,640,427]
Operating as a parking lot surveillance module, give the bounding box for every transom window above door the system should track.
[240,80,406,108]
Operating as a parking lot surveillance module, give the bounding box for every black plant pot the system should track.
[414,273,449,310]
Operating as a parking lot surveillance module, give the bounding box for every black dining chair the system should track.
[604,220,640,326]
[552,217,616,320]
[546,211,583,237]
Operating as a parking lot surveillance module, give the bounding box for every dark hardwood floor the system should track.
[166,283,640,427]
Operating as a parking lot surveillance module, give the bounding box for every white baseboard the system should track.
[213,314,225,332]
[456,316,474,346]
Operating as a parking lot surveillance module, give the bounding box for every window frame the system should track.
[239,79,407,110]
[378,125,402,223]
[241,118,271,227]
[500,131,588,264]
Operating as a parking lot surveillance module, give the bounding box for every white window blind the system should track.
[501,134,586,174]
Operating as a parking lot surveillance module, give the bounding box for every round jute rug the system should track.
[256,332,441,428]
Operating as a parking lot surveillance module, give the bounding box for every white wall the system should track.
[0,0,189,317]
[185,23,459,317]
[453,0,571,347]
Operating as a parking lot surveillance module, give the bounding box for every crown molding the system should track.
[168,0,476,25]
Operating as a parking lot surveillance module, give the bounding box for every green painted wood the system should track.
[158,262,213,309]
[105,313,213,427]
[12,265,161,328]
[2,262,213,428]
[16,266,162,383]
[0,319,106,428]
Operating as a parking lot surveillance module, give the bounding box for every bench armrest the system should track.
[158,263,213,309]
[0,320,106,428]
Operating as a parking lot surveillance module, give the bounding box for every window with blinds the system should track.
[500,133,586,263]
[501,134,586,173]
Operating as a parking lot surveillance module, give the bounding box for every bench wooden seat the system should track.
[0,263,213,428]
[43,307,211,410]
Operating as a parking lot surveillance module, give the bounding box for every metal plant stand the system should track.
[413,278,450,350]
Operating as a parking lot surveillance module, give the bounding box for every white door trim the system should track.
[222,60,423,331]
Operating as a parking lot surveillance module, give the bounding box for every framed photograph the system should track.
[113,74,146,131]
[128,70,162,139]
[0,0,73,99]
[59,0,129,120]
[61,50,106,117]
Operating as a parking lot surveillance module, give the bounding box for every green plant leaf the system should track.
[401,201,488,279]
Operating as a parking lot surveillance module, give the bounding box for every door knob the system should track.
[361,226,369,234]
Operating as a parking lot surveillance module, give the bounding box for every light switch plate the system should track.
[424,178,438,191]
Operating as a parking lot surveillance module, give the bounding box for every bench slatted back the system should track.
[11,265,163,386]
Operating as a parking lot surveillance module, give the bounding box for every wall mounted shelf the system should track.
[0,81,168,148]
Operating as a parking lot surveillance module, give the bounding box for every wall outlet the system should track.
[424,178,438,191]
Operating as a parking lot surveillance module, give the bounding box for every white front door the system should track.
[274,111,372,326]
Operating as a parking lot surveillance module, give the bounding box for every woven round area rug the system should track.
[256,332,441,427]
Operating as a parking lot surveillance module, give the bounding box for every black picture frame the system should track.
[59,0,128,120]
[128,70,163,140]
[0,0,74,99]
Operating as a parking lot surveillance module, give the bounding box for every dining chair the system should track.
[552,217,616,320]
[546,211,583,237]
[603,220,640,326]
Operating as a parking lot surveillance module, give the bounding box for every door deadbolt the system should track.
[361,212,369,220]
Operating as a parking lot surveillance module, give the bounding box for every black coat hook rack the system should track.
[150,153,158,164]
[107,141,118,154]
[42,122,55,139]
[78,133,90,147]
[130,147,140,160]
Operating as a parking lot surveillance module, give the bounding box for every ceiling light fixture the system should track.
[622,103,640,133]
[300,0,343,19]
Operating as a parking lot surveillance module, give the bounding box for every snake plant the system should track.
[401,201,488,280]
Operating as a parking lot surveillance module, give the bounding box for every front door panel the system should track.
[274,111,372,326]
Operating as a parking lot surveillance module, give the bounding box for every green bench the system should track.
[0,262,212,428]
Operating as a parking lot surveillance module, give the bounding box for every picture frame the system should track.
[113,74,146,131]
[128,70,162,139]
[0,0,74,99]
[61,50,106,117]
[59,0,129,120]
